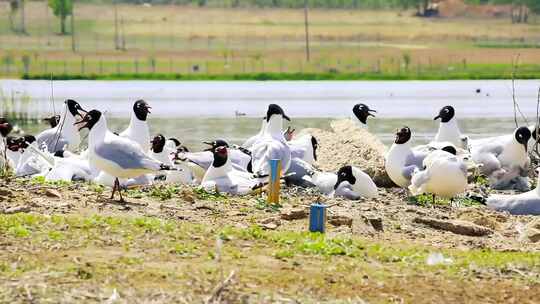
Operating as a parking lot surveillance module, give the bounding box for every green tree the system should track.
[48,0,73,35]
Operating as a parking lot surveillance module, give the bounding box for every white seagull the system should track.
[385,126,428,188]
[251,104,292,176]
[243,118,267,149]
[150,134,193,185]
[352,103,376,127]
[332,165,378,199]
[471,126,531,191]
[36,99,86,153]
[76,110,173,202]
[487,167,540,215]
[433,105,468,149]
[289,134,318,165]
[409,147,468,200]
[201,140,262,195]
[119,99,152,152]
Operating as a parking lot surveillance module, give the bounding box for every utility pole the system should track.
[114,0,120,50]
[303,0,310,62]
[71,0,76,52]
[19,0,26,34]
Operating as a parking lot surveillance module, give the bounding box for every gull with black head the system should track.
[76,110,174,202]
[119,99,152,152]
[352,103,376,126]
[433,105,468,149]
[385,126,429,188]
[471,126,531,191]
[251,104,292,176]
[36,99,87,153]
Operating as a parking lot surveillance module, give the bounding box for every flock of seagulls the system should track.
[1,99,540,215]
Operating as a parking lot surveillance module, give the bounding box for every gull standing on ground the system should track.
[471,126,531,191]
[251,104,292,176]
[76,110,173,202]
[36,99,86,153]
[385,126,429,188]
[409,146,468,200]
[487,167,540,215]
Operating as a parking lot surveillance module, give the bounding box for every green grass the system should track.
[0,212,537,274]
[1,212,538,301]
[20,69,540,81]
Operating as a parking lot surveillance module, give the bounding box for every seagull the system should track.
[333,165,378,199]
[487,168,540,215]
[5,136,21,169]
[201,141,262,195]
[471,126,531,191]
[178,140,252,173]
[289,134,318,165]
[433,105,467,149]
[243,118,267,149]
[36,99,87,153]
[385,126,428,188]
[15,135,41,177]
[1,118,14,165]
[251,104,292,176]
[284,157,317,188]
[119,99,152,152]
[27,145,93,182]
[305,165,377,199]
[352,103,376,126]
[409,147,468,200]
[76,110,173,202]
[43,115,61,128]
[150,134,193,185]
[165,137,189,153]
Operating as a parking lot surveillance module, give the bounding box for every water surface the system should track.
[1,79,539,149]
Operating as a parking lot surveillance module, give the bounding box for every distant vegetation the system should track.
[1,2,540,80]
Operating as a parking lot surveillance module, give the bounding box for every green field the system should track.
[2,2,540,79]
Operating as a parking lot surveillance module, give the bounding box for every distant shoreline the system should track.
[19,72,540,81]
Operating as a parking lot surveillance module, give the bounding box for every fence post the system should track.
[81,56,85,75]
[99,60,103,74]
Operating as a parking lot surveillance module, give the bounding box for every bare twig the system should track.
[205,270,236,304]
[511,54,528,127]
[532,87,540,161]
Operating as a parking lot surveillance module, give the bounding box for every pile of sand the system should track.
[298,119,394,187]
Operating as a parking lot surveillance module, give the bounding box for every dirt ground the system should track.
[1,120,540,302]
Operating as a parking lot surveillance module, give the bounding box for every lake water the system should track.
[1,79,539,149]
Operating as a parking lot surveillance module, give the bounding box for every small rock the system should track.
[194,203,215,211]
[0,189,13,197]
[2,206,30,214]
[45,189,62,199]
[328,214,353,227]
[280,207,307,220]
[259,217,281,230]
[366,216,384,232]
[413,217,493,237]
